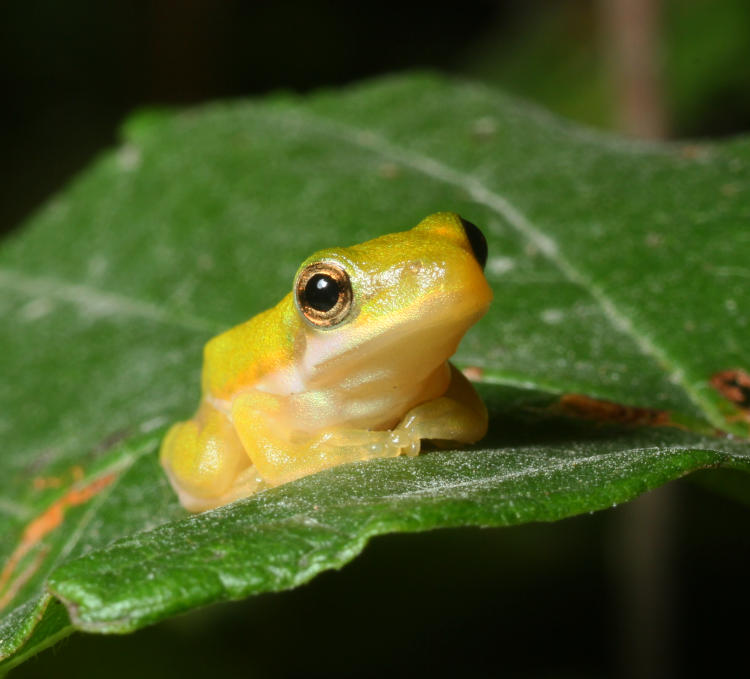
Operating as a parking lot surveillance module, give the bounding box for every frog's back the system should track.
[201,293,298,400]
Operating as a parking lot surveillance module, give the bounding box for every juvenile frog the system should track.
[160,212,492,511]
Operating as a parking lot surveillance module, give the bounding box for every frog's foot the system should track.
[230,366,487,489]
[317,371,487,482]
[313,427,421,465]
[231,391,422,487]
[393,363,488,445]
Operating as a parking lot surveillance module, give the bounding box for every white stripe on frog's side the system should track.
[252,364,307,396]
[207,362,306,416]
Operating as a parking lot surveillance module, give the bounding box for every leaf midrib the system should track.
[0,267,222,335]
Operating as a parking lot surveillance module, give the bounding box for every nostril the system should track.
[459,217,488,270]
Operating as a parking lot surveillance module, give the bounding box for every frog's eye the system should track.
[295,261,353,328]
[459,217,488,270]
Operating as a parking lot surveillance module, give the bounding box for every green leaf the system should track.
[1,73,748,669]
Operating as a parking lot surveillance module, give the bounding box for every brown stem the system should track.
[599,0,669,138]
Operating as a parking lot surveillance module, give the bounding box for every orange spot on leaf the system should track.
[552,394,673,428]
[32,464,89,491]
[711,370,750,418]
[0,472,116,611]
[32,475,63,490]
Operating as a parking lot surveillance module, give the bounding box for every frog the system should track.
[160,212,493,512]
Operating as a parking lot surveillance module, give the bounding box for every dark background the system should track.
[4,1,750,677]
[3,0,750,237]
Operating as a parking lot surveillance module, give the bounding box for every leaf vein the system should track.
[0,267,221,335]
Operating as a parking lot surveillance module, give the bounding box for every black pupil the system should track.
[305,274,340,312]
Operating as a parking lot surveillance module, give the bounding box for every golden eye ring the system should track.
[294,261,353,328]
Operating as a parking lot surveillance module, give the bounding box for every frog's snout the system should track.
[459,217,488,270]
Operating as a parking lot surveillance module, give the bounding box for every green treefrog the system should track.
[160,212,492,511]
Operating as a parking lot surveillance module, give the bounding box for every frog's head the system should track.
[294,212,492,387]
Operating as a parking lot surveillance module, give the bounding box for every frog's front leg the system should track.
[231,364,486,488]
[394,362,488,445]
[231,392,419,487]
